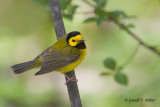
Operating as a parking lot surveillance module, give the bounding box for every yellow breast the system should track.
[57,48,87,73]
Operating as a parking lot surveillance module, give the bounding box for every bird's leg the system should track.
[62,73,78,85]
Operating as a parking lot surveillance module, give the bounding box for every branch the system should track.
[49,0,82,107]
[112,18,160,56]
[83,0,160,56]
[119,44,140,70]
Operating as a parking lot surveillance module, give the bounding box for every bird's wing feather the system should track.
[35,46,80,75]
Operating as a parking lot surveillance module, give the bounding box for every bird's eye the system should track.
[72,40,75,42]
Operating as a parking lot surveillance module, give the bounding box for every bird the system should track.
[11,31,86,82]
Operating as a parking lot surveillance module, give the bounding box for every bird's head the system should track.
[66,31,86,49]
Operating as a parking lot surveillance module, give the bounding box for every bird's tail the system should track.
[11,60,38,74]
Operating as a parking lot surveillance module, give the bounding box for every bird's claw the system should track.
[64,75,78,85]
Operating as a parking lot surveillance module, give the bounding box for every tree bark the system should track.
[49,0,82,107]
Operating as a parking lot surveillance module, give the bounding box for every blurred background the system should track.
[0,0,160,107]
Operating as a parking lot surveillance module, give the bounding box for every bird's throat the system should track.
[75,42,86,49]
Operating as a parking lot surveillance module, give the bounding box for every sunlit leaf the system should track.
[114,72,128,85]
[83,17,97,23]
[104,57,116,70]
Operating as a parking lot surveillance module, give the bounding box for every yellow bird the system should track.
[11,31,86,81]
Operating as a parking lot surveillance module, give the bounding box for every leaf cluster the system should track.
[60,0,78,20]
[33,0,78,20]
[101,57,128,86]
[83,0,134,27]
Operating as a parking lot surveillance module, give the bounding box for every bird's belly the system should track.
[57,48,86,73]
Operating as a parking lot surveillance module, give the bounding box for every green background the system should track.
[0,0,160,107]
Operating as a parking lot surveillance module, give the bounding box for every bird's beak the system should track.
[78,39,86,42]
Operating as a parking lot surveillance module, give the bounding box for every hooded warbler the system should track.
[11,31,86,77]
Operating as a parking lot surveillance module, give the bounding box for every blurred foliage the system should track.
[81,0,160,86]
[94,0,107,8]
[101,44,140,85]
[83,0,135,27]
[104,57,116,70]
[1,0,160,107]
[101,57,128,85]
[0,76,68,107]
[60,0,78,20]
[32,0,78,20]
[114,72,128,85]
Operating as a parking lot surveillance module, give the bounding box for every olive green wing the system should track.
[35,46,80,75]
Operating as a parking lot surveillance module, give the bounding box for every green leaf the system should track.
[104,57,116,70]
[71,5,78,13]
[112,10,127,18]
[62,5,78,20]
[96,15,106,25]
[114,72,128,85]
[83,17,97,23]
[63,14,73,20]
[94,8,106,16]
[94,0,107,8]
[111,10,135,20]
[60,0,71,10]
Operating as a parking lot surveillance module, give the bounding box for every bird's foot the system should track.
[63,73,78,85]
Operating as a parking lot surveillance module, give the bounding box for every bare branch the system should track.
[49,0,82,107]
[112,19,160,56]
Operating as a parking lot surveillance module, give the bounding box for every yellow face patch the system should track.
[69,35,83,46]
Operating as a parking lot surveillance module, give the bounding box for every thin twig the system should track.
[49,0,82,107]
[83,0,160,56]
[119,44,140,70]
[112,19,160,56]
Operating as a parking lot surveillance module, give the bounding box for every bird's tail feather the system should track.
[11,60,38,74]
